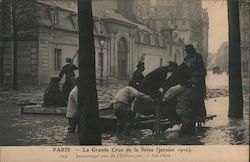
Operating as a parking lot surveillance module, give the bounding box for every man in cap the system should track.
[59,57,78,102]
[132,61,178,127]
[129,61,145,90]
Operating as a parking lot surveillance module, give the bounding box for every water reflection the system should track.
[228,119,248,145]
[106,95,249,145]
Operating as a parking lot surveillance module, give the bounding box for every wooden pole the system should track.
[227,0,243,118]
[77,0,101,145]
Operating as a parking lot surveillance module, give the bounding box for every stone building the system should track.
[149,0,209,67]
[0,0,79,85]
[215,42,229,73]
[117,0,151,25]
[0,0,184,86]
[239,1,249,74]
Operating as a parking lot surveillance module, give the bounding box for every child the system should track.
[112,86,152,135]
[66,77,79,133]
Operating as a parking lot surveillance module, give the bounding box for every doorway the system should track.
[117,37,128,79]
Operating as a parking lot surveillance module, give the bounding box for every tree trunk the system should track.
[77,0,101,145]
[0,47,4,87]
[12,32,17,90]
[227,0,243,118]
[10,0,17,90]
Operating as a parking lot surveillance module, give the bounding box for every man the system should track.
[134,62,177,134]
[112,86,152,135]
[161,59,193,120]
[59,58,78,102]
[184,44,207,121]
[129,61,145,90]
[172,44,207,135]
[66,77,79,133]
[139,61,178,102]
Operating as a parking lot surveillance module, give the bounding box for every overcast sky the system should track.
[202,0,228,53]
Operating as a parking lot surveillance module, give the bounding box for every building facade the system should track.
[215,42,229,73]
[239,1,249,74]
[149,0,209,67]
[117,0,151,25]
[0,0,185,86]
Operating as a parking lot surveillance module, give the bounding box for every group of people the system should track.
[43,57,79,133]
[43,44,207,135]
[113,44,207,135]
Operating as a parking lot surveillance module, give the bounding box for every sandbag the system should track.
[163,84,185,103]
[133,97,155,116]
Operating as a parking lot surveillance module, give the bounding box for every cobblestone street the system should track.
[0,72,249,145]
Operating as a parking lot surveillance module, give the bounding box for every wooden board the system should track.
[20,105,216,133]
[21,105,66,116]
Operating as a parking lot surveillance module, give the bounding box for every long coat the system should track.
[129,69,144,90]
[59,63,78,101]
[43,79,66,107]
[184,53,207,120]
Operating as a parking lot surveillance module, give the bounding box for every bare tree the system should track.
[77,0,101,145]
[0,0,38,89]
[227,0,243,118]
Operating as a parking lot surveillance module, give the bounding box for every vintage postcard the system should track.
[0,0,249,162]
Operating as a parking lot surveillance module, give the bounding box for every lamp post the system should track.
[99,39,105,87]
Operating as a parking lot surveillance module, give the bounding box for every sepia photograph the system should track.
[0,0,249,159]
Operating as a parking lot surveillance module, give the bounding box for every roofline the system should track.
[35,1,77,13]
[38,24,79,34]
[102,18,138,28]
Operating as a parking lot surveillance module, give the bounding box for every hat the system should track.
[50,77,60,83]
[185,44,194,50]
[136,62,144,68]
[185,44,196,54]
[168,61,178,69]
[66,58,72,63]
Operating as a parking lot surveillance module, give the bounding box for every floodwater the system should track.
[102,95,249,145]
[102,72,249,145]
[0,72,249,145]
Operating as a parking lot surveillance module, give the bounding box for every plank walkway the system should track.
[21,105,216,134]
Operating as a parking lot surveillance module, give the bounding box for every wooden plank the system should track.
[20,105,217,133]
[21,105,66,116]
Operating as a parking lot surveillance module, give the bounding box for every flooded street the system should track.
[102,72,249,145]
[102,95,249,145]
[0,72,249,145]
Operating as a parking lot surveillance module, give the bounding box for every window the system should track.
[160,58,163,67]
[48,8,59,26]
[54,12,59,26]
[155,36,160,46]
[143,32,150,44]
[71,13,78,30]
[182,20,186,25]
[135,31,141,42]
[244,32,248,42]
[54,49,62,71]
[242,13,249,26]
